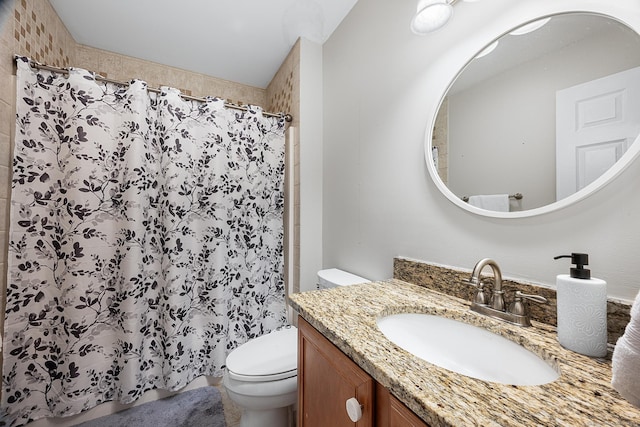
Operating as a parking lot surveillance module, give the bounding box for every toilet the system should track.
[223,268,370,427]
[316,267,371,290]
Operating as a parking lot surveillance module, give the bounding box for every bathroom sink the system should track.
[377,313,559,386]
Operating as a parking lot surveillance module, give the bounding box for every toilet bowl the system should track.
[223,268,370,427]
[223,327,298,427]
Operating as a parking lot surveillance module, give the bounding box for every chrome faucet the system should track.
[469,258,505,311]
[467,258,547,327]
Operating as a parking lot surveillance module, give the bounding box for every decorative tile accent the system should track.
[266,39,298,119]
[13,0,72,66]
[269,70,294,116]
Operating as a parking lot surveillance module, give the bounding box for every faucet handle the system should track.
[463,277,490,305]
[473,287,490,305]
[517,291,547,304]
[508,291,547,316]
[462,277,480,287]
[463,277,493,288]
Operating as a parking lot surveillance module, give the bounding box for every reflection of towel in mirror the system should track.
[612,290,640,408]
[468,194,509,212]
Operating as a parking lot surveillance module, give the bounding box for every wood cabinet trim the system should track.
[298,316,428,427]
[298,316,375,426]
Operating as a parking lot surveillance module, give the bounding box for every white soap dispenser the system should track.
[554,253,607,357]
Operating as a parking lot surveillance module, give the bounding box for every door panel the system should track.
[556,66,640,200]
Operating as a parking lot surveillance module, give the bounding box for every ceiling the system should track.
[49,0,358,89]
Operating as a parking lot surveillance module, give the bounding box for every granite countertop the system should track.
[289,279,640,427]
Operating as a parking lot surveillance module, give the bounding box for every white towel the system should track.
[467,194,509,212]
[612,290,640,408]
[633,291,640,319]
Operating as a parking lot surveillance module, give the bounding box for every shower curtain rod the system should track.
[22,58,293,122]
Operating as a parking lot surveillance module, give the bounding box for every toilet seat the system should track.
[226,326,298,382]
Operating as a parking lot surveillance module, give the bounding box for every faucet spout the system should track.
[467,258,548,327]
[470,258,505,311]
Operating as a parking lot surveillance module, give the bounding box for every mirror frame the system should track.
[425,11,640,218]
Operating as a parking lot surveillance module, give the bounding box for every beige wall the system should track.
[73,44,267,107]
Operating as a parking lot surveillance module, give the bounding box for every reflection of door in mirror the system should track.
[556,66,640,200]
[433,13,640,214]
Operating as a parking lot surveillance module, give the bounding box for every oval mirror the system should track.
[427,12,640,218]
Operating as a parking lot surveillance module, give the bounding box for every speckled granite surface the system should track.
[289,280,640,427]
[394,257,632,346]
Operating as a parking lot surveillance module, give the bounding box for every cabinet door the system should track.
[389,395,429,427]
[298,316,375,427]
[376,383,429,427]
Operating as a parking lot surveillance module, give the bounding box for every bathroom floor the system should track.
[67,385,235,427]
[216,384,242,427]
[218,385,297,427]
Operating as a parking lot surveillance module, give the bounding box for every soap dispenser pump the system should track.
[554,253,607,357]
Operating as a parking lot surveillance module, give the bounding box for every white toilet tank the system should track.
[317,268,370,290]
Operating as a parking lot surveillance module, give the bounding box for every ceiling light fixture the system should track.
[411,0,480,35]
[411,0,454,35]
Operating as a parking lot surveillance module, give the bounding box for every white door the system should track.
[556,66,640,200]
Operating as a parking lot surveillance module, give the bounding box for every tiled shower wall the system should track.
[267,41,301,295]
[0,0,301,340]
[73,44,268,107]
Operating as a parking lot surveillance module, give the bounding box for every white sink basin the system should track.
[377,313,559,386]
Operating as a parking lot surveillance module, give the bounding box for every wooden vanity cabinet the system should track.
[376,383,430,427]
[298,316,375,426]
[298,316,429,427]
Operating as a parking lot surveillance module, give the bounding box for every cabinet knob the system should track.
[345,397,363,422]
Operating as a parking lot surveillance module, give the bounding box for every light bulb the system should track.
[411,0,453,35]
[510,17,551,36]
[475,40,499,58]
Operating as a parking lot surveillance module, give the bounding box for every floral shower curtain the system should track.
[1,56,288,426]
